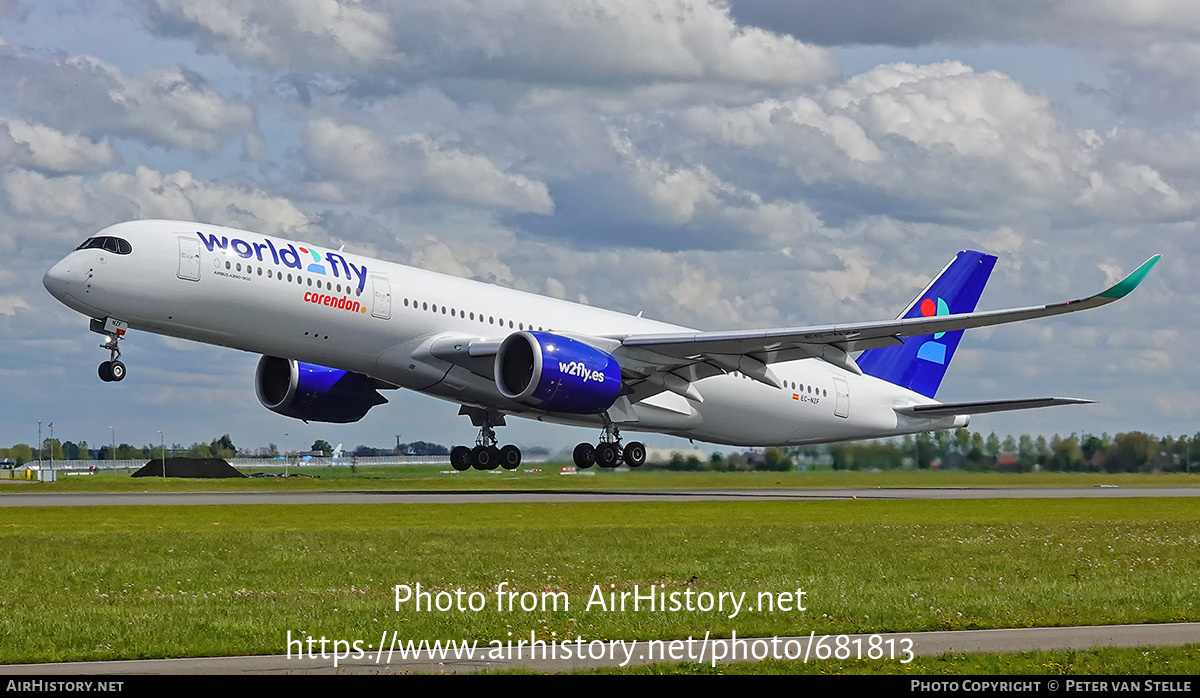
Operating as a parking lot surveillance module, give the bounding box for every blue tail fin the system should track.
[857,250,997,398]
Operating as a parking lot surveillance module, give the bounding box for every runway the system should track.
[1,486,1199,507]
[4,623,1198,674]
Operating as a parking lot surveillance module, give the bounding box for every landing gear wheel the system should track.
[471,445,497,470]
[573,442,595,469]
[623,441,646,467]
[596,442,622,468]
[499,445,522,470]
[98,361,113,382]
[450,446,471,472]
[108,360,126,382]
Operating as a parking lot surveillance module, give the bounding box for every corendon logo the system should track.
[304,291,366,314]
[196,232,369,294]
[558,361,605,383]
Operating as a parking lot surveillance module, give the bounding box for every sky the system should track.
[0,1,1196,455]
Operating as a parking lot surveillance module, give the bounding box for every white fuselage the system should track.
[43,220,965,446]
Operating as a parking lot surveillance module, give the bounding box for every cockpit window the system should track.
[74,236,132,255]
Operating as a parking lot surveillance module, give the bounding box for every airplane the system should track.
[42,220,1160,471]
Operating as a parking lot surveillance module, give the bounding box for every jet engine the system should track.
[495,331,622,414]
[255,356,387,423]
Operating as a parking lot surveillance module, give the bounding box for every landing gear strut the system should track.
[91,317,128,383]
[572,422,645,469]
[451,407,522,471]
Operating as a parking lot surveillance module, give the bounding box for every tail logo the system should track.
[916,297,950,364]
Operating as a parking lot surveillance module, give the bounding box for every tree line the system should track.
[0,435,240,464]
[797,429,1200,473]
[3,429,1196,473]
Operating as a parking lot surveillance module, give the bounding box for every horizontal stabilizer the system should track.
[894,397,1094,418]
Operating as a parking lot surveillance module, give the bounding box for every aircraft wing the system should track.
[610,255,1161,380]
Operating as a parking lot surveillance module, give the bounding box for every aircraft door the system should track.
[371,275,391,319]
[832,377,849,418]
[177,236,201,281]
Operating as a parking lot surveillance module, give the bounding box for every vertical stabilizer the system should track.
[857,250,997,398]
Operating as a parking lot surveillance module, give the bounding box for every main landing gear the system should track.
[572,423,646,469]
[450,408,522,472]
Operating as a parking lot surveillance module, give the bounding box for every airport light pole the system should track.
[284,433,289,476]
[37,421,41,464]
[48,422,54,472]
[108,426,115,462]
[158,430,165,478]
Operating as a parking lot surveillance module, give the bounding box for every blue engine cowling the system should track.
[255,356,387,423]
[495,331,622,414]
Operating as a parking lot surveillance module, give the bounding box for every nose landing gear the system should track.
[91,318,129,383]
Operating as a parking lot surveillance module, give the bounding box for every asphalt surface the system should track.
[5,623,1198,674]
[1,486,1199,507]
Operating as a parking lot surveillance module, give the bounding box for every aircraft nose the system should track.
[43,258,72,299]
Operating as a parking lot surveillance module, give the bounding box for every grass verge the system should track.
[0,497,1196,665]
[6,466,1200,493]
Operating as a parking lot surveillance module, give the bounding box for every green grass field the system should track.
[5,463,1200,492]
[0,497,1196,668]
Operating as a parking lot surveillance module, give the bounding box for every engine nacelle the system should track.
[495,331,622,414]
[255,356,387,423]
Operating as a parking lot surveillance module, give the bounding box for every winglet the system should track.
[1098,254,1161,300]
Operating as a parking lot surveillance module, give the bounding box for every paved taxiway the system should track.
[1,487,1199,507]
[5,623,1198,674]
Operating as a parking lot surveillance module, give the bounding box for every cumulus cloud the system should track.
[729,1,1200,122]
[729,0,1200,48]
[0,293,32,316]
[671,61,1196,226]
[1,166,311,236]
[0,119,119,174]
[0,45,256,155]
[141,0,839,88]
[303,117,554,214]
